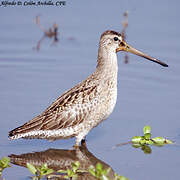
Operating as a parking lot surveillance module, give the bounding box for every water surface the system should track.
[0,0,180,179]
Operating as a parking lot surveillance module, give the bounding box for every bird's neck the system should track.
[95,46,118,78]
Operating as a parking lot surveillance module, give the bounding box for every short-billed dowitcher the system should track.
[9,30,168,146]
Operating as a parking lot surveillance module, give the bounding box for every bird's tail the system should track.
[8,115,44,140]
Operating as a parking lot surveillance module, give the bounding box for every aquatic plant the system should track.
[58,161,86,179]
[57,161,128,180]
[88,162,128,180]
[88,162,111,180]
[114,173,129,180]
[131,125,173,154]
[114,125,173,154]
[132,125,173,146]
[26,163,53,180]
[0,157,11,179]
[0,156,128,179]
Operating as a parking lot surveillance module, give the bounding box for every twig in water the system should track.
[121,11,129,64]
[34,15,59,51]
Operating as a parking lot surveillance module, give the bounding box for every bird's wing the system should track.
[11,83,98,135]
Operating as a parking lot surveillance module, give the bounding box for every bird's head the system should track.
[100,30,168,67]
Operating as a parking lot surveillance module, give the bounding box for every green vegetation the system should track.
[131,125,173,154]
[26,163,53,180]
[0,157,11,179]
[114,174,129,180]
[0,126,173,179]
[88,163,128,180]
[0,158,128,180]
[114,125,173,154]
[132,125,173,146]
[58,161,86,179]
[89,162,111,179]
[57,161,128,180]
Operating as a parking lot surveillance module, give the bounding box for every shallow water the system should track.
[0,0,180,179]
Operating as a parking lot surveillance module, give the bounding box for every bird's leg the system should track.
[74,137,82,148]
[81,138,87,147]
[81,138,86,144]
[74,133,87,147]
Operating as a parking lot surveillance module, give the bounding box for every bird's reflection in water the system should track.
[9,142,115,179]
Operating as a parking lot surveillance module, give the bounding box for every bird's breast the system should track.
[94,78,117,122]
[103,82,117,119]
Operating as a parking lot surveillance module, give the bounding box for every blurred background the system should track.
[0,0,180,179]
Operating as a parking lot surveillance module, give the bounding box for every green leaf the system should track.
[0,157,11,169]
[64,175,69,179]
[88,163,111,179]
[146,139,154,145]
[26,163,37,175]
[74,161,80,167]
[89,168,96,176]
[132,136,142,143]
[132,143,142,148]
[67,169,73,177]
[102,169,107,176]
[152,137,165,145]
[139,139,146,145]
[144,133,151,140]
[42,168,54,175]
[114,173,129,180]
[141,145,152,154]
[88,165,96,176]
[164,139,173,144]
[143,126,151,135]
[35,163,54,176]
[41,163,48,170]
[71,161,81,175]
[77,169,88,173]
[102,174,109,180]
[57,169,67,173]
[96,163,102,171]
[118,176,129,180]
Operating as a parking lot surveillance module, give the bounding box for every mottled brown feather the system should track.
[9,30,121,143]
[9,78,98,137]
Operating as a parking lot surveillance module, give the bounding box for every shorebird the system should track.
[9,30,168,146]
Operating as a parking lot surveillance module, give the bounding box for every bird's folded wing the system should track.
[12,84,98,134]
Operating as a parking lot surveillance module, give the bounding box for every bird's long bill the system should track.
[116,41,168,67]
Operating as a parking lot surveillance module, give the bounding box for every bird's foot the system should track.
[73,139,87,150]
[81,139,87,147]
[73,137,86,148]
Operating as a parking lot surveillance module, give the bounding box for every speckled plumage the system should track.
[8,30,168,146]
[9,30,121,146]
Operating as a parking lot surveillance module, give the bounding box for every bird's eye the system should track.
[114,37,119,41]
